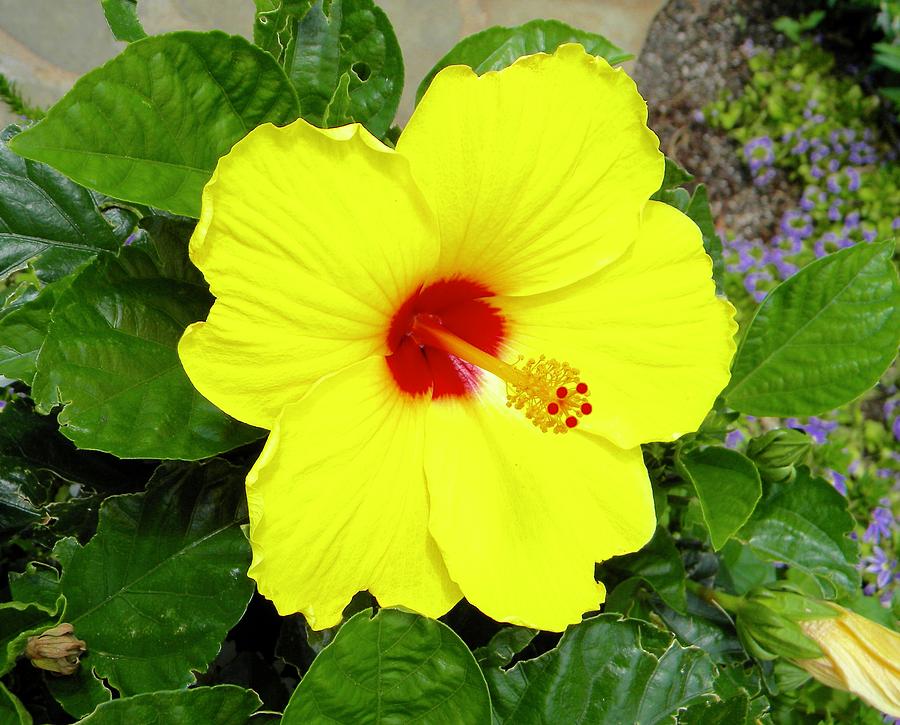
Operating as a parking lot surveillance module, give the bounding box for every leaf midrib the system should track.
[66,519,237,626]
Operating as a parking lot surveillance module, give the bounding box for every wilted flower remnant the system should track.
[178,45,736,631]
[25,623,85,675]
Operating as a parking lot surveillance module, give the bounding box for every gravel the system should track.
[634,0,804,242]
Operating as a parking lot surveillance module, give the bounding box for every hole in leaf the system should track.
[352,62,371,81]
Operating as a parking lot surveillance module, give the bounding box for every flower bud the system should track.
[746,428,812,483]
[794,604,900,718]
[25,623,86,675]
[729,588,835,662]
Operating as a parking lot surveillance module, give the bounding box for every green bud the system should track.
[727,588,837,662]
[746,429,812,484]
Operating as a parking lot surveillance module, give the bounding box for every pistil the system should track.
[411,314,592,433]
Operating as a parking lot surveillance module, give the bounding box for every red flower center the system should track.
[386,278,505,398]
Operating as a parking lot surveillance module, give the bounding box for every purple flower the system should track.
[811,147,830,163]
[827,158,841,173]
[725,429,745,449]
[892,217,900,231]
[754,168,776,187]
[863,228,877,242]
[826,174,842,194]
[775,260,799,280]
[740,37,757,58]
[884,398,899,421]
[863,546,896,590]
[811,165,824,179]
[828,205,842,222]
[800,197,815,211]
[0,400,5,412]
[744,270,772,296]
[828,469,848,496]
[692,109,705,124]
[864,507,895,544]
[844,211,860,230]
[814,239,827,257]
[803,416,838,444]
[780,210,814,239]
[792,139,810,155]
[894,416,900,442]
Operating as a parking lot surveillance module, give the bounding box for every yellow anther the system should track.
[505,356,592,434]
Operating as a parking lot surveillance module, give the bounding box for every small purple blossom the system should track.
[826,174,842,194]
[893,416,900,442]
[744,270,772,296]
[828,469,848,496]
[691,109,705,124]
[827,158,841,173]
[892,217,900,231]
[863,546,896,590]
[791,139,810,155]
[754,168,776,187]
[811,165,824,179]
[803,416,838,444]
[725,429,745,449]
[844,211,860,230]
[863,506,895,544]
[810,147,830,163]
[828,205,842,222]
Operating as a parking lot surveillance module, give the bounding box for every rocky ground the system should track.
[634,0,802,241]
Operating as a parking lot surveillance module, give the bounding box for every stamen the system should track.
[410,316,592,434]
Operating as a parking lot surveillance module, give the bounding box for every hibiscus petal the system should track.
[396,43,663,297]
[423,381,655,631]
[497,201,737,449]
[179,120,439,429]
[246,356,461,629]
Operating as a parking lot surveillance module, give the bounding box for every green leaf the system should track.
[653,156,694,194]
[281,608,491,724]
[726,240,900,415]
[678,447,762,551]
[682,692,751,724]
[100,0,147,42]
[46,664,112,719]
[716,540,776,596]
[0,278,70,384]
[0,455,47,534]
[8,32,299,218]
[0,398,138,491]
[75,685,260,725]
[31,244,262,459]
[416,19,632,103]
[484,615,716,723]
[253,0,313,61]
[685,184,726,294]
[0,125,130,282]
[0,597,63,676]
[473,626,537,669]
[611,527,688,613]
[651,593,746,660]
[9,561,60,611]
[58,460,255,695]
[0,682,31,725]
[738,467,858,598]
[284,0,403,137]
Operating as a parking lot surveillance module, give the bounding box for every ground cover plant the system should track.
[0,1,898,723]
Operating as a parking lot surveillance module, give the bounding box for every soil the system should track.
[633,0,804,241]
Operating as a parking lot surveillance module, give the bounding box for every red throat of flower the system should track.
[386,278,592,433]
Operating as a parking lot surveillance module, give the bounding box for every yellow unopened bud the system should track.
[25,623,86,676]
[794,604,900,718]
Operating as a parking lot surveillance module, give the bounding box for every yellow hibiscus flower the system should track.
[178,44,737,631]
